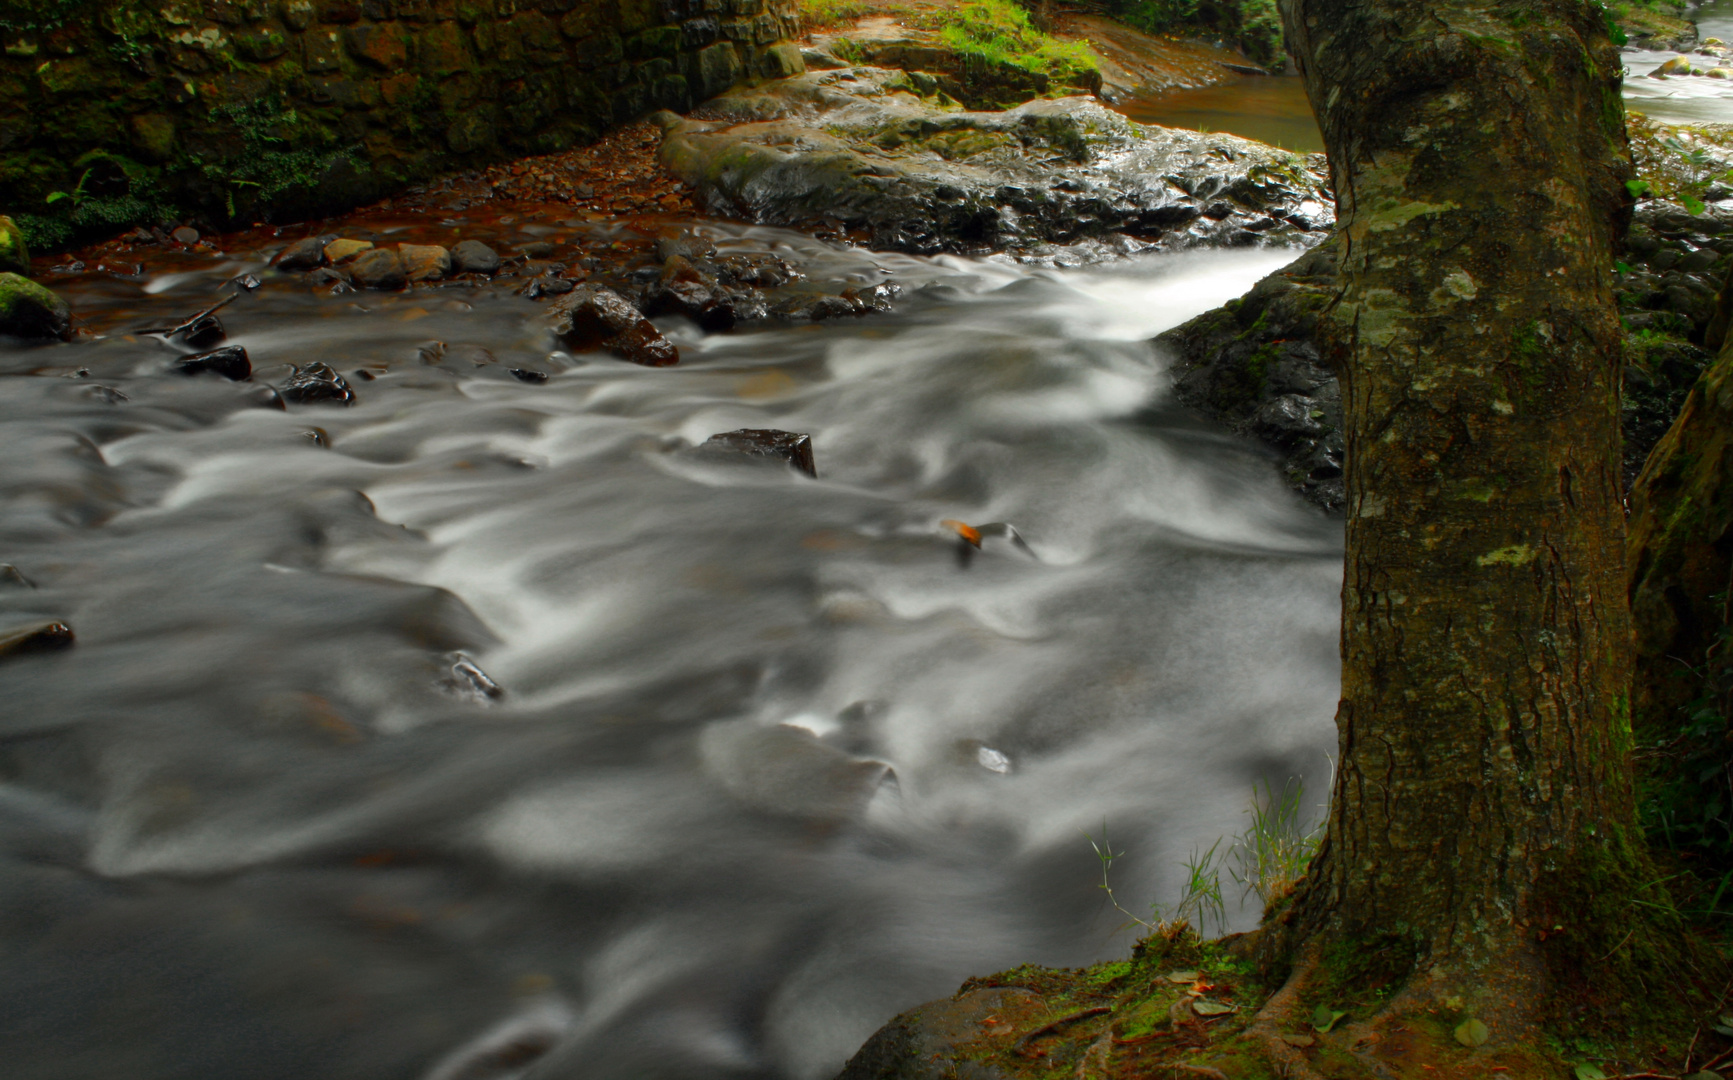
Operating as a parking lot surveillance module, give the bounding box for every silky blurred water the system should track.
[0,225,1340,1080]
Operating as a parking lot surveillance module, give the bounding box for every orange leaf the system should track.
[941,519,982,546]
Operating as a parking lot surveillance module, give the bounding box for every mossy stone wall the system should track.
[0,0,804,244]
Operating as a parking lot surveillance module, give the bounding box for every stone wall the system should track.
[0,0,805,245]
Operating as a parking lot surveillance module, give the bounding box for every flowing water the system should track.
[2,223,1342,1079]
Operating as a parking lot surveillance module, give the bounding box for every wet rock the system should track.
[451,239,501,276]
[419,341,498,368]
[245,384,287,410]
[398,243,451,282]
[546,284,679,366]
[85,385,128,404]
[509,368,549,383]
[443,651,504,702]
[836,988,1046,1080]
[324,238,375,263]
[0,621,74,659]
[306,267,353,292]
[656,67,1332,256]
[173,344,251,381]
[518,240,556,259]
[281,362,357,405]
[171,312,226,349]
[302,427,329,448]
[0,214,29,276]
[698,428,817,477]
[172,226,199,246]
[0,563,35,588]
[0,272,71,341]
[699,718,891,824]
[275,235,330,271]
[654,229,717,263]
[640,255,737,330]
[523,274,575,299]
[349,248,407,290]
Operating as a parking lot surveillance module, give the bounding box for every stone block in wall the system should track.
[307,74,364,105]
[236,28,288,60]
[692,40,739,99]
[455,0,493,24]
[572,33,624,69]
[702,0,726,13]
[681,16,718,48]
[320,0,362,22]
[282,0,315,29]
[512,11,564,63]
[751,13,777,44]
[534,0,577,12]
[731,0,762,15]
[130,114,177,160]
[649,72,689,111]
[419,21,473,74]
[244,0,273,21]
[611,80,648,124]
[446,107,495,151]
[626,25,682,60]
[719,18,748,41]
[379,71,419,104]
[440,71,480,108]
[304,27,344,71]
[206,0,248,25]
[345,23,410,70]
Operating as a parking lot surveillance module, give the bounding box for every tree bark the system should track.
[1269,0,1653,1010]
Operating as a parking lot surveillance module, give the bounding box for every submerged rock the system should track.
[173,344,251,381]
[0,215,29,276]
[640,254,738,330]
[171,311,226,350]
[0,621,74,659]
[282,362,357,405]
[0,272,71,341]
[546,284,679,366]
[697,428,817,477]
[657,66,1332,256]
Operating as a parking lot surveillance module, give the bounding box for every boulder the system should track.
[324,238,375,263]
[399,243,451,282]
[698,428,817,477]
[546,284,679,366]
[173,344,251,380]
[282,362,357,405]
[275,235,330,270]
[450,239,501,275]
[655,66,1332,256]
[171,312,226,349]
[0,215,29,276]
[0,272,71,340]
[349,248,407,290]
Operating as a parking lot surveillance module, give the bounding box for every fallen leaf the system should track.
[1165,971,1200,984]
[1191,999,1236,1017]
[1572,1065,1606,1080]
[1280,1034,1315,1048]
[941,519,982,546]
[1454,1017,1489,1048]
[1312,1004,1347,1033]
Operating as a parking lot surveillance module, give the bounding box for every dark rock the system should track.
[349,248,407,290]
[519,240,557,259]
[836,988,1045,1080]
[172,312,226,349]
[0,563,35,588]
[443,651,504,702]
[451,239,501,276]
[85,385,128,404]
[641,255,737,330]
[173,344,251,381]
[282,362,357,405]
[698,428,817,477]
[275,235,330,271]
[547,284,680,366]
[509,368,549,383]
[307,267,354,293]
[234,273,262,292]
[303,427,330,448]
[172,226,200,245]
[0,621,74,659]
[524,274,575,299]
[655,229,718,263]
[0,272,72,340]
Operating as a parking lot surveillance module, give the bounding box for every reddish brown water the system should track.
[1116,73,1325,154]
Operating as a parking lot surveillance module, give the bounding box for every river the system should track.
[3,221,1342,1079]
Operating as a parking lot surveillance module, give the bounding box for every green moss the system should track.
[924,0,1098,89]
[0,214,27,275]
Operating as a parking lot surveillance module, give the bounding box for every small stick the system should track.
[1015,1006,1113,1054]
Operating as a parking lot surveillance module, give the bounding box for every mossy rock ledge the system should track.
[656,65,1334,256]
[0,215,29,276]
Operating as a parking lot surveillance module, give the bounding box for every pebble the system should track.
[0,621,74,659]
[275,236,330,270]
[399,243,450,282]
[172,226,199,245]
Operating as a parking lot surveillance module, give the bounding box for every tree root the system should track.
[1246,943,1328,1080]
[1016,1006,1113,1056]
[1173,1065,1230,1080]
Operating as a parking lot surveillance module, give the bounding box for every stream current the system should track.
[2,225,1341,1080]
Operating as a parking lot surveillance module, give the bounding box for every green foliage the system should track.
[0,0,82,34]
[200,93,360,214]
[800,0,878,28]
[1638,639,1733,911]
[12,212,72,251]
[1229,777,1324,910]
[1105,0,1285,69]
[928,0,1098,87]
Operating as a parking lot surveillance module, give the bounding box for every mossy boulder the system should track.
[0,271,70,340]
[0,215,28,276]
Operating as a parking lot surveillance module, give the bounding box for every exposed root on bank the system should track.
[1246,942,1327,1080]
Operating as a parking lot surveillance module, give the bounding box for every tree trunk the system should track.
[1268,0,1657,1017]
